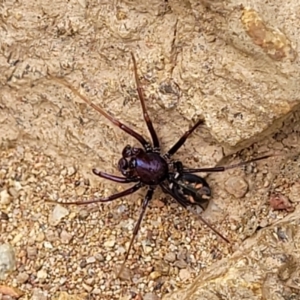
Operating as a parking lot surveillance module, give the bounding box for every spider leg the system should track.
[160,182,229,243]
[92,169,139,183]
[46,182,142,205]
[131,53,160,151]
[165,119,204,158]
[49,75,150,150]
[182,154,273,173]
[117,186,155,278]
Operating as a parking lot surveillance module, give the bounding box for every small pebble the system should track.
[106,254,112,261]
[67,166,77,176]
[0,189,12,205]
[75,186,86,196]
[92,288,101,294]
[177,249,187,261]
[80,259,87,268]
[0,211,9,221]
[59,277,67,285]
[0,243,16,279]
[37,269,48,281]
[179,268,191,281]
[16,272,29,284]
[36,232,45,242]
[288,182,300,202]
[78,209,89,219]
[82,282,92,292]
[149,271,161,280]
[43,242,53,249]
[60,230,73,244]
[156,261,170,275]
[164,252,176,263]
[152,199,165,208]
[95,253,104,262]
[174,260,187,269]
[117,204,127,214]
[27,246,38,259]
[12,232,23,244]
[31,289,48,300]
[85,278,95,285]
[260,219,269,228]
[86,256,96,264]
[104,240,115,248]
[117,266,132,281]
[143,246,153,255]
[48,205,69,226]
[144,293,160,300]
[45,230,58,242]
[225,176,248,198]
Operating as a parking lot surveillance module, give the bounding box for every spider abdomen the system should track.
[135,152,168,185]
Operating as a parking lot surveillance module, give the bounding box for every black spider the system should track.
[49,53,271,276]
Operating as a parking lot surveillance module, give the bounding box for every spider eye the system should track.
[129,158,137,169]
[118,158,128,173]
[131,148,141,155]
[122,145,132,158]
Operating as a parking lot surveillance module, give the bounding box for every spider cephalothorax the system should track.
[118,145,169,185]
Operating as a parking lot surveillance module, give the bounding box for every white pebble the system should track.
[49,205,69,226]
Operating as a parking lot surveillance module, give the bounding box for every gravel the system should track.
[0,128,299,299]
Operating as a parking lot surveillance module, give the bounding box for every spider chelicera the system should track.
[49,53,271,276]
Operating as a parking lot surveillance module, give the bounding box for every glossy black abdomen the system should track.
[135,152,168,185]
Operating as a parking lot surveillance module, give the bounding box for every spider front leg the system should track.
[131,52,160,151]
[46,183,143,205]
[117,186,155,278]
[92,169,139,183]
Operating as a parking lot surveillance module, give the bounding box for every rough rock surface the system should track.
[1,0,300,300]
[163,205,300,300]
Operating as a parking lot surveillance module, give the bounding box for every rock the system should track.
[53,291,86,300]
[149,271,161,280]
[164,252,176,263]
[144,293,160,300]
[26,246,38,259]
[103,240,115,248]
[37,269,48,282]
[31,289,48,300]
[16,272,29,284]
[116,266,132,281]
[60,230,73,244]
[269,193,294,212]
[174,260,187,269]
[0,189,12,205]
[48,205,69,226]
[86,256,96,264]
[224,176,248,198]
[288,181,300,202]
[179,269,191,282]
[0,244,16,280]
[0,285,24,298]
[0,211,9,221]
[67,166,77,176]
[78,209,89,220]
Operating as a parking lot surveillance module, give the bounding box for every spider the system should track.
[49,53,271,277]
